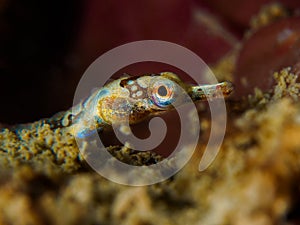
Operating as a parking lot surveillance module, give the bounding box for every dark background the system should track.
[1,0,299,124]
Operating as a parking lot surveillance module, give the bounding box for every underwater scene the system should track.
[1,1,300,224]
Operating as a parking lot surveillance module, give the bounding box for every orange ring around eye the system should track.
[151,82,175,107]
[155,84,173,98]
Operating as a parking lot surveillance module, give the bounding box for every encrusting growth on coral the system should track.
[249,67,300,106]
[0,123,81,174]
[250,3,288,31]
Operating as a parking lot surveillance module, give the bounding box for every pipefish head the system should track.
[96,72,233,125]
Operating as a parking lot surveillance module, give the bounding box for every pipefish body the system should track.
[11,72,234,139]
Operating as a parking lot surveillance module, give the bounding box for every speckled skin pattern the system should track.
[42,72,233,139]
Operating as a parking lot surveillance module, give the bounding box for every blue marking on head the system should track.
[95,88,109,99]
[76,127,103,139]
[154,98,174,107]
[94,115,103,125]
[127,80,134,85]
[76,128,96,139]
[156,98,174,107]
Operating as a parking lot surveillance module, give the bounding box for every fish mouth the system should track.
[188,81,234,101]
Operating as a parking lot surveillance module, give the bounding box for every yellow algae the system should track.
[250,3,288,31]
[248,67,300,107]
[0,112,299,225]
[0,123,81,175]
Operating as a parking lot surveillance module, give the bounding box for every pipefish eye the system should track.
[150,79,175,107]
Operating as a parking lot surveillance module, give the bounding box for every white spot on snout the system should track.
[131,85,138,92]
[136,91,143,97]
